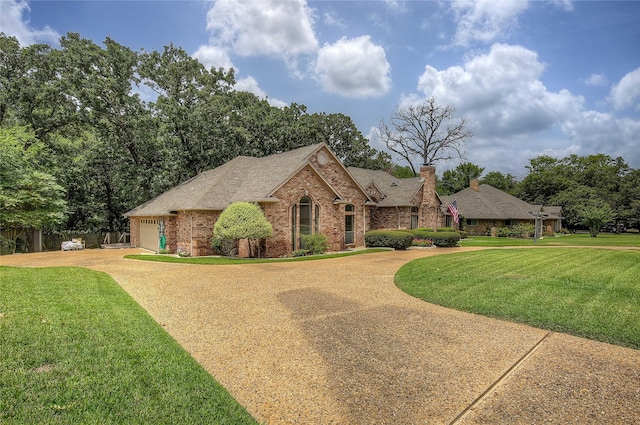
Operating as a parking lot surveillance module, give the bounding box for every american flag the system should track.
[448,200,459,224]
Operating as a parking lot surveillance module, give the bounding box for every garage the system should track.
[139,218,159,252]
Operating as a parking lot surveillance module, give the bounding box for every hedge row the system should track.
[365,229,462,249]
[364,230,415,250]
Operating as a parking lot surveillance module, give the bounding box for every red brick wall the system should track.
[174,211,220,256]
[266,147,369,257]
[419,165,442,230]
[129,218,139,247]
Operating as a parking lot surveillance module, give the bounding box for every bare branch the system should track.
[379,97,473,169]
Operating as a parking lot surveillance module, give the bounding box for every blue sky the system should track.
[2,0,639,177]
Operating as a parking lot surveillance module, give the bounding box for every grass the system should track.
[459,232,640,247]
[0,266,257,425]
[396,248,640,349]
[124,248,390,264]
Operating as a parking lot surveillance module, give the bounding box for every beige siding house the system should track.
[125,143,444,257]
[440,180,563,236]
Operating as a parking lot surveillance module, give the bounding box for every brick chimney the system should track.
[470,179,480,192]
[420,165,436,198]
[420,165,438,229]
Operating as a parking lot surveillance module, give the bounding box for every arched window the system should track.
[291,204,297,249]
[345,204,355,245]
[299,196,312,242]
[292,196,321,251]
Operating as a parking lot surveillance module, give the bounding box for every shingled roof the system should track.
[440,184,541,220]
[125,143,329,217]
[347,167,424,207]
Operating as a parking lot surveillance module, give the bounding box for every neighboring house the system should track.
[440,180,563,236]
[125,143,445,257]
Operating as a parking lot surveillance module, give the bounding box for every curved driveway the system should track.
[2,248,639,424]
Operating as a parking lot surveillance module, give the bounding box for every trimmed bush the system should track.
[301,233,329,255]
[409,228,436,239]
[457,230,469,239]
[431,232,461,247]
[496,224,534,238]
[438,227,456,232]
[365,230,414,250]
[413,227,434,232]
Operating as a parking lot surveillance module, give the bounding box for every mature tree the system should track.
[378,97,473,175]
[307,112,391,169]
[580,204,613,237]
[481,171,518,194]
[139,44,236,181]
[0,126,66,252]
[619,169,640,229]
[213,202,273,258]
[519,153,631,229]
[516,155,573,204]
[439,162,485,195]
[390,165,416,178]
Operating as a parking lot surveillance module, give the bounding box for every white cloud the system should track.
[608,68,640,111]
[401,42,640,175]
[192,45,235,72]
[582,73,609,87]
[415,43,583,137]
[315,36,391,98]
[205,0,317,58]
[322,10,346,28]
[449,0,529,46]
[234,76,287,108]
[0,0,60,46]
[548,0,574,12]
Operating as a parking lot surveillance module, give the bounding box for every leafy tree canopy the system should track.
[0,126,67,252]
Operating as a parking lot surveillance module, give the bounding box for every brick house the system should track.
[440,180,563,236]
[125,143,444,257]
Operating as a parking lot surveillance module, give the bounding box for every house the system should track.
[439,180,563,236]
[125,143,444,257]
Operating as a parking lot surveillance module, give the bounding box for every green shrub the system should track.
[495,227,511,237]
[291,249,310,257]
[365,230,414,250]
[301,233,329,255]
[457,230,469,239]
[438,227,456,232]
[211,235,238,256]
[431,232,461,247]
[409,229,436,239]
[496,224,534,238]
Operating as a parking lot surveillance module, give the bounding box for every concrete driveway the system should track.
[2,248,639,424]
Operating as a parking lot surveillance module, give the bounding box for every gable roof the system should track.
[348,167,424,207]
[440,184,543,220]
[125,143,371,217]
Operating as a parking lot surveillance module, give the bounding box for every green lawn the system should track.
[459,232,640,247]
[396,248,640,349]
[125,248,389,264]
[0,266,257,425]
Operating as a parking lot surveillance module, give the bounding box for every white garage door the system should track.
[139,219,159,252]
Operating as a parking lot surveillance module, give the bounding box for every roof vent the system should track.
[391,181,399,187]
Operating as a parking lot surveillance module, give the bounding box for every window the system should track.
[410,206,419,229]
[345,204,355,245]
[299,196,312,248]
[291,205,297,249]
[466,219,478,226]
[292,196,318,250]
